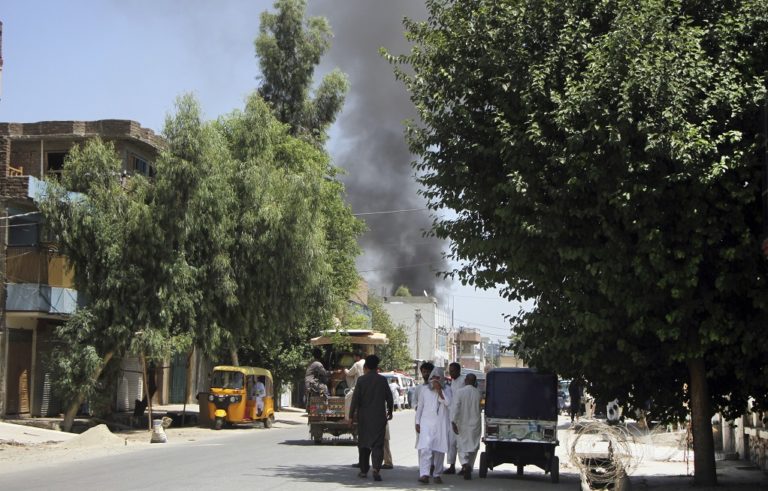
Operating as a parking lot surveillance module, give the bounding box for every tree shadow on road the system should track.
[264,463,582,489]
[279,438,357,446]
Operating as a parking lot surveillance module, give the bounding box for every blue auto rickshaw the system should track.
[479,368,560,483]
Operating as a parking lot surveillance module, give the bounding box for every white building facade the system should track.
[381,296,452,373]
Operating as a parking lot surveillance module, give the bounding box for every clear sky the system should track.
[1,0,529,345]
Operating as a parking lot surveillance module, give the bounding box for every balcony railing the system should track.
[7,164,24,176]
[5,283,79,315]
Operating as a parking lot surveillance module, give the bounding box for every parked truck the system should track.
[307,329,388,444]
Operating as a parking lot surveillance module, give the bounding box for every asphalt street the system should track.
[0,410,580,491]
[1,409,765,490]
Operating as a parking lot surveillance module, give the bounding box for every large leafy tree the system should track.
[216,93,340,386]
[391,0,768,485]
[40,139,191,431]
[252,0,365,369]
[255,0,349,145]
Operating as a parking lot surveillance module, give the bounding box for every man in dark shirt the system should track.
[350,355,394,482]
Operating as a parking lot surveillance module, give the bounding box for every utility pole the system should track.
[415,308,421,362]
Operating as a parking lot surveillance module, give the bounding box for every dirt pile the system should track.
[60,424,126,449]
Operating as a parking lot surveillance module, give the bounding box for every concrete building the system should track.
[381,295,451,375]
[454,327,484,371]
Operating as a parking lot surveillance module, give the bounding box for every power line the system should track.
[353,207,429,216]
[358,262,437,273]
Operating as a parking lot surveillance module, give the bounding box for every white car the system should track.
[380,372,415,409]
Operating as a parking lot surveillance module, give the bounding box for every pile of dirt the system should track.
[60,424,126,449]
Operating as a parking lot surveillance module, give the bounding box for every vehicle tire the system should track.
[264,414,274,428]
[214,417,224,431]
[517,464,524,476]
[550,456,559,483]
[479,452,488,478]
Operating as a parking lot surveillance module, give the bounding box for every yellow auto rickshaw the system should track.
[207,366,275,430]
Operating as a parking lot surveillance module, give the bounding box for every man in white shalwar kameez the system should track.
[450,373,482,479]
[415,367,452,484]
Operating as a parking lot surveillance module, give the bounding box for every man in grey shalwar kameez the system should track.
[350,355,393,482]
[451,373,482,479]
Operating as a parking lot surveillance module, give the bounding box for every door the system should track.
[169,353,187,404]
[6,329,33,414]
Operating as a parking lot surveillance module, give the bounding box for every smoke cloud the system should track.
[309,0,451,299]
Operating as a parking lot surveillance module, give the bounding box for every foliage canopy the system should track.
[390,0,768,483]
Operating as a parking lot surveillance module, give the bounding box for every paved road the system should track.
[1,410,764,490]
[0,410,579,491]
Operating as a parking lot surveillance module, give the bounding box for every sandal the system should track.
[418,476,430,484]
[433,476,443,484]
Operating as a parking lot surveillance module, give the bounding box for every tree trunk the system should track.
[230,346,239,366]
[141,354,152,431]
[688,356,717,486]
[182,349,193,426]
[61,351,114,432]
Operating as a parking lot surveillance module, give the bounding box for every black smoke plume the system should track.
[310,0,450,299]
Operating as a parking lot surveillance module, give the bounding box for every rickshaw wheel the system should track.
[550,456,559,483]
[517,464,524,476]
[264,414,274,428]
[214,418,224,431]
[478,452,488,478]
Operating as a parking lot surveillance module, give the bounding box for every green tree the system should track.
[150,95,238,361]
[255,0,349,145]
[393,285,412,297]
[391,0,768,485]
[214,90,365,399]
[252,0,365,382]
[39,139,190,431]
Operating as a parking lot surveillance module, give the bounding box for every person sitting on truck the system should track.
[344,352,365,390]
[305,348,330,398]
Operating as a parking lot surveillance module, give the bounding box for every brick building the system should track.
[0,120,162,417]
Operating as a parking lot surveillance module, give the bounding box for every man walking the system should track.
[412,361,435,411]
[569,378,583,423]
[444,362,465,474]
[350,355,393,482]
[415,367,452,484]
[451,373,482,479]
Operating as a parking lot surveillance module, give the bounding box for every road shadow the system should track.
[264,463,582,489]
[280,438,357,446]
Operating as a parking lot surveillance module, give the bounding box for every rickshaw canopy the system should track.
[310,330,388,346]
[212,366,273,380]
[485,368,558,421]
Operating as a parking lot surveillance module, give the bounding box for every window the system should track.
[46,152,67,177]
[129,153,155,177]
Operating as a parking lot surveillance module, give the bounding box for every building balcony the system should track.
[6,283,79,315]
[6,246,75,288]
[5,246,79,316]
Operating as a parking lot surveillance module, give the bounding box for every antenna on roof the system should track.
[0,21,4,101]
